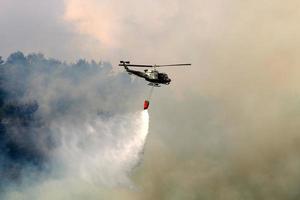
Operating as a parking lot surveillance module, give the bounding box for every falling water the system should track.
[51,110,150,187]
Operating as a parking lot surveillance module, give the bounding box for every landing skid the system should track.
[148,83,161,87]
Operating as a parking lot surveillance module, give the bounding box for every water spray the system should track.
[51,110,150,187]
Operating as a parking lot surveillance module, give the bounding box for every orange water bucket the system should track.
[144,100,150,110]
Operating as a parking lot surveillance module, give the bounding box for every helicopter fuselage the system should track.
[125,67,171,85]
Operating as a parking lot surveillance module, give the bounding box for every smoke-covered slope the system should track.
[0,52,149,198]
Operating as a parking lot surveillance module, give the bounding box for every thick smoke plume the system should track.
[0,52,150,199]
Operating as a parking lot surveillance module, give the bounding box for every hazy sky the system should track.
[1,0,300,93]
[2,0,300,199]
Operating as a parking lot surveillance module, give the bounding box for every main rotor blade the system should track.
[119,63,191,67]
[124,64,153,67]
[156,63,191,67]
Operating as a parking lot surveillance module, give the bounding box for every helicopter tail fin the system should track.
[119,61,130,70]
[119,61,130,65]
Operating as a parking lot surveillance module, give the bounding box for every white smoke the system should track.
[4,110,149,199]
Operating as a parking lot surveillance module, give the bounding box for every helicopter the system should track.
[119,61,191,87]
